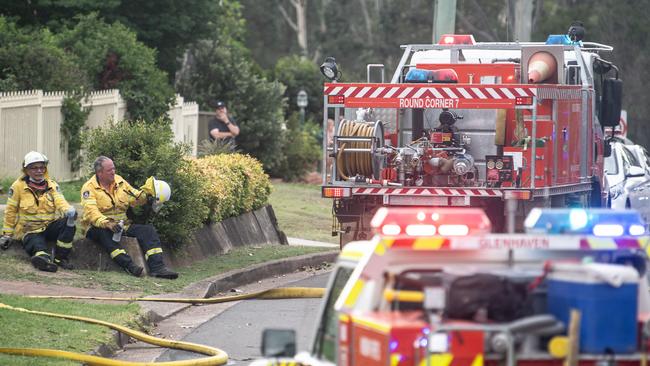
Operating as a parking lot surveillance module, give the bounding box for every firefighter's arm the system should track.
[2,183,20,237]
[124,181,148,207]
[51,182,72,214]
[81,188,111,229]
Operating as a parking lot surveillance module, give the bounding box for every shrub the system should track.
[83,119,208,247]
[271,55,323,123]
[275,113,321,181]
[61,92,91,171]
[190,154,271,222]
[197,138,236,157]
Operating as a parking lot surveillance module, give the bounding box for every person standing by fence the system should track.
[0,151,77,272]
[208,100,240,145]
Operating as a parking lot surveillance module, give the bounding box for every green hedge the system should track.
[191,154,271,222]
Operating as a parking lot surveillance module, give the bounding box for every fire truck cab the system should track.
[321,34,624,244]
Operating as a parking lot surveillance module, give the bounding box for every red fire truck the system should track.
[320,34,623,244]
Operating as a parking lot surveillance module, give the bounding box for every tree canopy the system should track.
[1,0,219,80]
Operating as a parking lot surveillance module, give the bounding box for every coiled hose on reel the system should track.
[335,119,384,180]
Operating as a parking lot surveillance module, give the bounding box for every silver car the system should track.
[626,144,650,226]
[604,140,648,209]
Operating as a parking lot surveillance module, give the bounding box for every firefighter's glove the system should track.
[140,177,156,197]
[65,207,77,227]
[152,200,163,214]
[0,235,11,250]
[105,220,122,233]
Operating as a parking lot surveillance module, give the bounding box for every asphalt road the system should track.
[157,272,330,364]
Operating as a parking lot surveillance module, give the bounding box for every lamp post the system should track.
[297,89,308,125]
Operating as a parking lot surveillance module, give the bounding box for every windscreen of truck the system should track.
[312,265,354,362]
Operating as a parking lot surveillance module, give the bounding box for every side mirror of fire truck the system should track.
[600,78,623,127]
[603,138,612,158]
[261,329,297,357]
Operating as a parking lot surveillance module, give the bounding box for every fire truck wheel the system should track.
[565,192,587,208]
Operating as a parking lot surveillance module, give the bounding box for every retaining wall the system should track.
[5,205,288,273]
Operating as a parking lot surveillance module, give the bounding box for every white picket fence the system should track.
[0,89,198,181]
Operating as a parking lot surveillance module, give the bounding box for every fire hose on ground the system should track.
[0,287,325,365]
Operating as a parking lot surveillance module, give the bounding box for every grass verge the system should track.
[269,181,337,243]
[0,294,141,366]
[0,244,330,365]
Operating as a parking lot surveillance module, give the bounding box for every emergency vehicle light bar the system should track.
[524,208,646,236]
[370,207,492,237]
[437,34,476,45]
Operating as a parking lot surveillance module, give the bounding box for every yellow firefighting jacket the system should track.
[2,177,71,240]
[80,174,148,231]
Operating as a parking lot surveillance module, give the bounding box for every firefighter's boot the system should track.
[125,262,144,277]
[54,258,74,270]
[54,240,74,270]
[147,253,178,280]
[31,252,58,273]
[114,253,143,277]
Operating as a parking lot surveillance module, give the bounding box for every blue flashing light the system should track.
[546,34,582,46]
[419,337,428,348]
[569,209,588,230]
[524,208,647,236]
[405,68,459,84]
[405,68,434,83]
[389,339,399,352]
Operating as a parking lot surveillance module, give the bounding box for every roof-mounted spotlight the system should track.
[320,57,341,81]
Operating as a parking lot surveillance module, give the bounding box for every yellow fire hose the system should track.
[0,287,325,365]
[336,119,377,180]
[26,287,325,304]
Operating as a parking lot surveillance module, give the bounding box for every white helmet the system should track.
[153,178,172,203]
[23,151,49,168]
[151,178,171,213]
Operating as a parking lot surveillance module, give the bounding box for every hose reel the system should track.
[334,119,384,180]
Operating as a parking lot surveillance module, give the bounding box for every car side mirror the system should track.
[626,165,645,178]
[261,329,296,357]
[603,140,612,158]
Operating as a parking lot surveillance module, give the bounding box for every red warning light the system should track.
[438,34,476,45]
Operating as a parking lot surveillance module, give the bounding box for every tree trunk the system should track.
[277,0,309,56]
[514,0,534,41]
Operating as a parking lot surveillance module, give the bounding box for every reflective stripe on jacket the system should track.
[2,177,71,240]
[80,174,147,231]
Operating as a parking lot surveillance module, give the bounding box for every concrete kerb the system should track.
[92,250,339,358]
